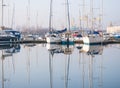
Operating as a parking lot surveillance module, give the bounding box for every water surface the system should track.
[0,43,120,88]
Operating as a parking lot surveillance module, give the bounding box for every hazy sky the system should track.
[0,0,120,29]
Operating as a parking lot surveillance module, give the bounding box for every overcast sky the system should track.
[0,0,120,29]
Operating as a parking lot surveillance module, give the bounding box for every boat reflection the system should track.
[0,44,21,56]
[46,44,63,55]
[46,43,104,58]
[46,44,74,88]
[46,44,74,55]
[75,44,83,50]
[62,45,74,55]
[24,43,36,47]
[3,44,21,54]
[80,44,103,57]
[0,43,113,88]
[0,44,21,88]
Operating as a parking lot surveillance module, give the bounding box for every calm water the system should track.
[0,43,120,88]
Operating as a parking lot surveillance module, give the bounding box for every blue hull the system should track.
[0,36,17,45]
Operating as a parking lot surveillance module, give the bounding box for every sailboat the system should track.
[46,0,61,44]
[0,0,17,45]
[61,0,74,45]
[82,0,103,45]
[82,32,103,45]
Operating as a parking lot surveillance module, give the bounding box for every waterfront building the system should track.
[107,26,120,34]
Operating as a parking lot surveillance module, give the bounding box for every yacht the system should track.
[82,31,103,45]
[46,0,61,44]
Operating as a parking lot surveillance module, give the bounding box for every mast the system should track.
[83,0,85,21]
[66,0,70,32]
[101,0,103,29]
[1,0,4,27]
[66,0,71,44]
[79,8,82,31]
[49,0,53,32]
[90,0,93,31]
[36,12,38,30]
[82,0,85,35]
[11,3,15,28]
[27,0,30,30]
[99,0,103,29]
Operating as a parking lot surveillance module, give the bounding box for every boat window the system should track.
[51,35,56,37]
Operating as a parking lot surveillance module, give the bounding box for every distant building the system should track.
[107,26,120,34]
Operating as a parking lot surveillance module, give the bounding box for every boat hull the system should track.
[83,36,103,45]
[46,37,61,44]
[0,36,16,45]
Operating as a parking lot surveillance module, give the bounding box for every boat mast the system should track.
[36,12,38,30]
[66,0,70,32]
[1,0,4,27]
[49,0,53,32]
[101,0,103,29]
[79,8,82,31]
[66,0,71,44]
[11,3,15,29]
[27,0,30,31]
[82,0,85,36]
[90,0,93,31]
[98,0,103,30]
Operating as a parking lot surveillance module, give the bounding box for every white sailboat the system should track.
[82,34,103,45]
[61,0,74,45]
[82,0,103,45]
[46,33,61,44]
[46,0,61,44]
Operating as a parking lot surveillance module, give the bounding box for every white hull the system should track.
[46,44,61,51]
[46,37,61,44]
[83,36,103,45]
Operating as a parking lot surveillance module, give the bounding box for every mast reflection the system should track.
[0,44,21,88]
[46,44,74,88]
